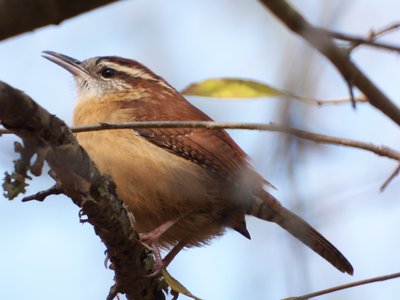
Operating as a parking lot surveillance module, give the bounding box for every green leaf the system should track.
[161,269,202,300]
[181,78,283,98]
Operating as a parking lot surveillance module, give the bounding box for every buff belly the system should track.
[75,129,241,247]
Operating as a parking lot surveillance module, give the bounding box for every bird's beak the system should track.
[42,51,91,78]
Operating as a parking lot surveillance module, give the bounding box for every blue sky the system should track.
[1,1,400,299]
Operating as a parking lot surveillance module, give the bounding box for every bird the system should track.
[42,50,353,275]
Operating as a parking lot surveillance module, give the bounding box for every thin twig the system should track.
[284,271,400,300]
[380,163,400,192]
[3,121,400,162]
[346,80,356,108]
[283,94,366,106]
[70,121,400,161]
[324,28,400,53]
[21,185,62,202]
[348,22,400,54]
[107,284,120,300]
[367,22,400,40]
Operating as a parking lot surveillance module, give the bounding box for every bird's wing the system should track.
[137,126,246,178]
[117,94,253,180]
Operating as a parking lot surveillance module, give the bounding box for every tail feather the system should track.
[248,193,353,275]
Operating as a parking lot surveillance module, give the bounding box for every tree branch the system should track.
[0,81,165,300]
[3,120,400,161]
[68,121,400,161]
[0,0,118,41]
[323,28,400,53]
[259,0,400,126]
[21,184,62,202]
[380,163,400,192]
[284,271,400,300]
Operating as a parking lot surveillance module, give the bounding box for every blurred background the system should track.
[1,0,400,299]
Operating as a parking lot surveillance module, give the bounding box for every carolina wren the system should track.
[42,51,353,275]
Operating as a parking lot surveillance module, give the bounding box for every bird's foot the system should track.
[144,240,187,277]
[139,215,188,276]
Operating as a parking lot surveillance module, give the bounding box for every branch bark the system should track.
[259,0,400,127]
[0,0,118,41]
[0,81,165,300]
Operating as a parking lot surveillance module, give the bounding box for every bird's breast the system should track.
[72,98,243,246]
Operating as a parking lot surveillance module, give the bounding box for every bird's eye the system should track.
[101,68,116,78]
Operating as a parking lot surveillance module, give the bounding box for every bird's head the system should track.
[42,51,174,102]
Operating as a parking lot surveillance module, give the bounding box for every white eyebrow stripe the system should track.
[105,62,174,91]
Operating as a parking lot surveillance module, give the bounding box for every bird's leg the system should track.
[139,211,189,242]
[148,239,187,277]
[139,218,180,242]
[139,221,177,276]
[139,213,189,276]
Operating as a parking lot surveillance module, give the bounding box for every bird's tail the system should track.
[247,191,353,275]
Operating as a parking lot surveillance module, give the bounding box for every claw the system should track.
[144,240,187,277]
[138,215,189,275]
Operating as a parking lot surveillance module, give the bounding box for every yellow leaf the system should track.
[161,269,202,300]
[182,78,367,106]
[181,78,283,98]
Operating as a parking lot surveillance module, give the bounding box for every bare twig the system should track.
[21,185,62,202]
[368,22,400,39]
[3,120,400,162]
[346,22,400,55]
[69,121,400,161]
[107,284,120,300]
[380,163,400,192]
[282,94,366,106]
[259,0,400,126]
[325,29,400,53]
[284,271,400,300]
[324,22,400,53]
[346,80,356,108]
